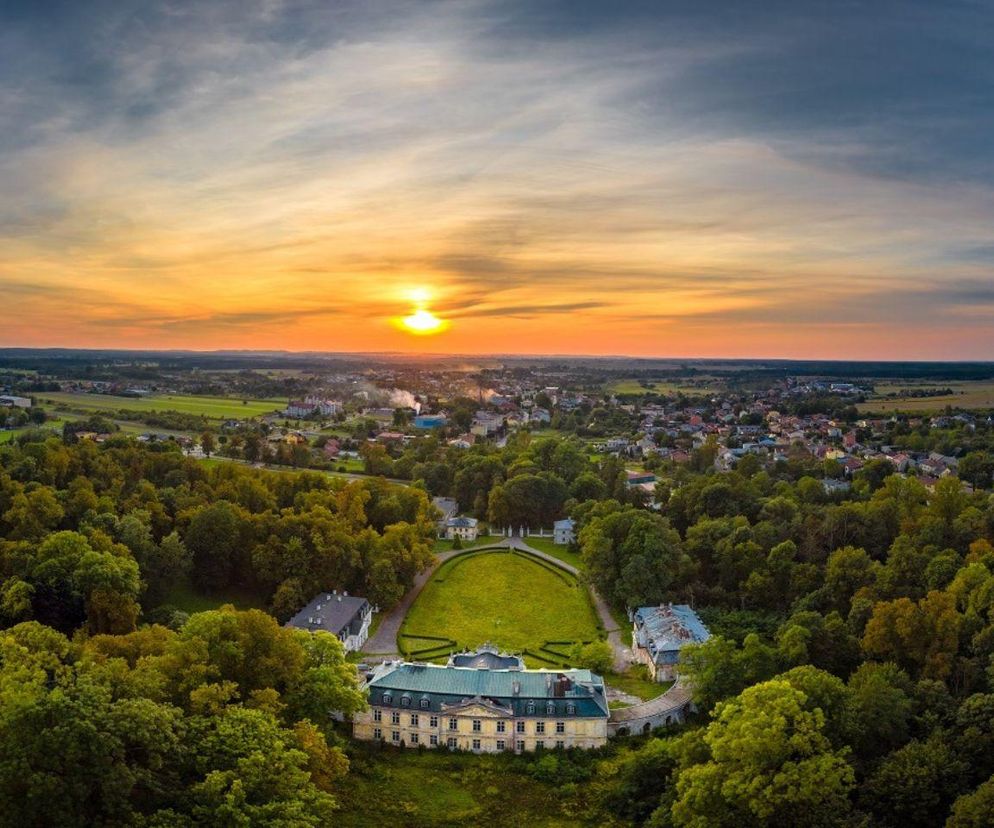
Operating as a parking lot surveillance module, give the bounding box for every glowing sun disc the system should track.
[401,308,446,334]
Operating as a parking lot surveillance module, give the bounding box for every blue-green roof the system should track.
[365,662,609,718]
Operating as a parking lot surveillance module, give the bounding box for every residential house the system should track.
[445,516,479,541]
[553,518,576,546]
[286,591,374,652]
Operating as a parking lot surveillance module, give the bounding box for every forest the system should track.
[4,428,994,824]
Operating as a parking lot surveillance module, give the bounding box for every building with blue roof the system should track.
[352,647,609,752]
[632,603,710,682]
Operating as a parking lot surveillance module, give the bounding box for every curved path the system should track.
[361,535,632,673]
[607,680,694,735]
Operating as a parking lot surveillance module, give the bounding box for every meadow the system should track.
[521,536,584,570]
[858,379,994,413]
[35,391,285,420]
[400,550,601,664]
[606,378,719,396]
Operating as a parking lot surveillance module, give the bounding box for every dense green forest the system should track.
[4,430,994,824]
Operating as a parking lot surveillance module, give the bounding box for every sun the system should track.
[400,307,448,335]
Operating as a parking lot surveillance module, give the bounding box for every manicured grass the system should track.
[521,536,583,571]
[36,391,284,420]
[401,550,600,664]
[157,580,268,615]
[338,746,579,827]
[604,666,671,701]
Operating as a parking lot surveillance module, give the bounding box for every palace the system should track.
[353,647,609,752]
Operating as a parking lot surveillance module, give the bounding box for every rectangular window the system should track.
[447,737,457,748]
[391,712,400,725]
[430,716,439,728]
[373,709,382,722]
[410,714,419,727]
[410,733,419,745]
[496,740,505,751]
[430,735,438,746]
[472,719,481,732]
[556,721,565,734]
[536,740,544,750]
[448,718,458,731]
[472,739,481,751]
[373,728,381,740]
[556,740,565,750]
[535,722,545,734]
[391,731,400,743]
[516,721,525,733]
[517,740,525,751]
[496,721,506,733]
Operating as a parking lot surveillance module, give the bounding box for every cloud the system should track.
[1,1,993,357]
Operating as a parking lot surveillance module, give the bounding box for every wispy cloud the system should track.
[0,0,993,357]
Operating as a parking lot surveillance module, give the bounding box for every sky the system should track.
[2,0,994,360]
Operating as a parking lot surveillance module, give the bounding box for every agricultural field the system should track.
[858,380,994,413]
[34,391,285,420]
[606,377,719,396]
[400,549,601,666]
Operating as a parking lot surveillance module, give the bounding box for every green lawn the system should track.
[337,746,579,827]
[604,665,671,701]
[157,580,268,615]
[521,536,583,571]
[35,391,284,420]
[400,550,600,665]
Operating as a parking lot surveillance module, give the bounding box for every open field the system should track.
[157,579,268,614]
[607,378,719,396]
[400,550,600,664]
[338,746,579,827]
[859,380,994,413]
[35,391,285,419]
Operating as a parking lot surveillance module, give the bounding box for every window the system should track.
[420,698,430,709]
[410,714,418,727]
[535,722,545,734]
[556,721,565,734]
[391,731,400,743]
[496,721,506,733]
[429,716,439,728]
[401,696,410,707]
[536,740,544,750]
[448,718,458,731]
[546,703,555,715]
[373,727,382,740]
[472,719,481,732]
[472,739,481,751]
[447,737,457,748]
[391,711,400,725]
[383,693,392,705]
[556,740,565,749]
[517,740,525,751]
[410,733,419,745]
[566,703,576,715]
[430,735,438,746]
[526,701,535,714]
[373,709,382,722]
[516,721,525,733]
[496,740,505,751]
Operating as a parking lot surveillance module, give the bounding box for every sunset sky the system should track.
[3,0,994,359]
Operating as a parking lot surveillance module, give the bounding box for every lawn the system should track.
[35,391,285,420]
[400,550,601,665]
[522,536,583,571]
[604,666,671,701]
[337,745,580,827]
[157,579,268,615]
[858,380,994,413]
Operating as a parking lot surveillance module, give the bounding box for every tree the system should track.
[569,640,614,674]
[200,431,215,457]
[671,679,855,828]
[948,776,994,828]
